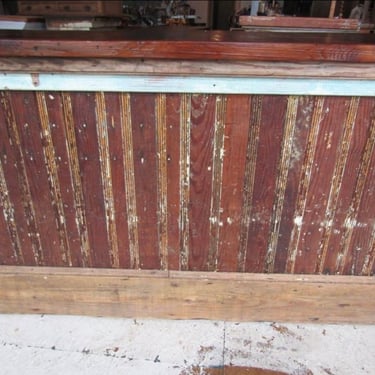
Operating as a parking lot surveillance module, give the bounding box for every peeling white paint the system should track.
[294,216,303,227]
[2,73,375,96]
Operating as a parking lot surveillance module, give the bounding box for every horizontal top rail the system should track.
[0,29,375,63]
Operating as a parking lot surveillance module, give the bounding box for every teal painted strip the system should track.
[1,73,375,96]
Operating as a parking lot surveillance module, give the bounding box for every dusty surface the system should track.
[0,315,374,374]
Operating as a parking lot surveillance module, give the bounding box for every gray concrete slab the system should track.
[0,314,374,374]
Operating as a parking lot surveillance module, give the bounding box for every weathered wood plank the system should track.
[217,95,251,272]
[70,93,111,268]
[130,94,159,269]
[2,59,375,79]
[0,29,375,62]
[0,266,374,324]
[103,93,131,269]
[189,94,216,271]
[244,96,286,273]
[324,97,374,274]
[165,94,182,271]
[12,91,61,266]
[292,97,350,274]
[274,96,313,273]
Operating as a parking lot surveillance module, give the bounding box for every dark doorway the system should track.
[212,0,236,30]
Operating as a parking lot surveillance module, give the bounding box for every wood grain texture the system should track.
[244,96,286,273]
[2,58,375,79]
[189,95,216,271]
[0,91,374,275]
[0,30,375,62]
[103,93,131,269]
[70,93,111,268]
[218,95,251,272]
[0,266,374,324]
[165,94,181,271]
[130,94,159,269]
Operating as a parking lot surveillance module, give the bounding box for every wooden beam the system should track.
[0,266,374,324]
[1,58,375,79]
[2,73,375,96]
[0,29,375,63]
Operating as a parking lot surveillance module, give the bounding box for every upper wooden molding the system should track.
[0,29,375,62]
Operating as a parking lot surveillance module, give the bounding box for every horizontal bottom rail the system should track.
[0,266,374,324]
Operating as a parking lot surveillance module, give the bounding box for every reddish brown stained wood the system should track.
[0,162,18,265]
[179,94,191,270]
[217,95,251,272]
[39,92,82,267]
[273,96,314,273]
[103,93,131,269]
[208,95,226,271]
[2,58,375,80]
[0,99,24,265]
[95,92,120,268]
[11,91,64,266]
[36,92,72,266]
[156,93,168,270]
[189,94,216,271]
[0,30,375,62]
[130,93,159,269]
[165,94,181,270]
[293,97,350,274]
[316,97,360,274]
[0,92,38,265]
[238,96,262,272]
[244,96,286,273]
[265,96,299,273]
[344,103,375,275]
[70,92,111,268]
[323,98,373,274]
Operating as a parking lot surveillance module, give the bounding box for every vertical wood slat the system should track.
[165,94,182,271]
[0,157,22,264]
[103,93,131,268]
[72,93,112,268]
[119,93,140,269]
[274,96,315,273]
[156,93,168,270]
[238,95,262,272]
[0,91,374,275]
[265,96,299,273]
[285,97,325,273]
[207,95,226,271]
[328,98,375,274]
[130,93,159,269]
[316,97,360,274]
[1,92,43,265]
[95,92,120,268]
[292,97,350,274]
[61,93,92,267]
[179,93,191,271]
[36,92,72,266]
[188,94,216,271]
[244,96,286,273]
[217,95,251,272]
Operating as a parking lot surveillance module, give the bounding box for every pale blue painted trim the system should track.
[1,73,374,96]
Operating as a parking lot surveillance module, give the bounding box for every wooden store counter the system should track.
[0,28,374,323]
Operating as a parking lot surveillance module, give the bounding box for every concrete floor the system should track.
[0,314,374,375]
